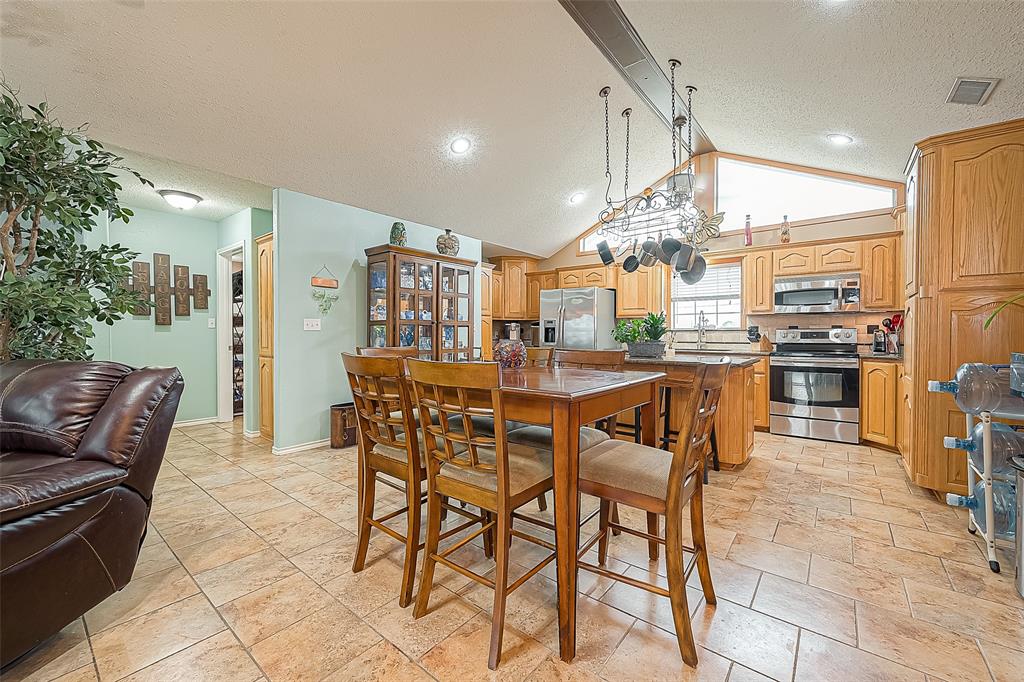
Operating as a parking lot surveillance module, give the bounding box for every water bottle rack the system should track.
[964,410,1020,573]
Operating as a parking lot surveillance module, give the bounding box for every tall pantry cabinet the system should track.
[901,118,1024,494]
[255,233,274,440]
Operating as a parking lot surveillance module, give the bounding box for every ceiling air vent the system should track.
[946,77,1000,106]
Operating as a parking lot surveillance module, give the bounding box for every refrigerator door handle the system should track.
[556,305,564,348]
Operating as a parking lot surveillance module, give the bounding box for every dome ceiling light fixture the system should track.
[593,59,724,284]
[569,191,586,205]
[826,133,854,146]
[449,136,472,155]
[157,189,203,210]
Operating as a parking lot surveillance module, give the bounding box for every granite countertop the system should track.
[626,354,761,368]
[859,353,903,362]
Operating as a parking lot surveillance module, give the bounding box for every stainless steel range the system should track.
[769,327,860,444]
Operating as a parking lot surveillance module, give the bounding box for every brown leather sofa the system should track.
[0,359,183,668]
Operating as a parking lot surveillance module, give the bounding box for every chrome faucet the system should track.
[696,311,710,350]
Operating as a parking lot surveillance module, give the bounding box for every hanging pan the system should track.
[638,238,661,267]
[622,240,640,272]
[596,240,615,266]
[658,236,681,265]
[680,253,707,284]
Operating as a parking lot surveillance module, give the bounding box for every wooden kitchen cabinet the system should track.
[558,264,612,289]
[258,355,273,439]
[862,237,901,310]
[742,253,773,313]
[489,256,539,320]
[479,263,494,317]
[713,363,756,465]
[814,242,862,273]
[861,360,898,447]
[526,270,557,319]
[616,265,666,317]
[255,233,274,439]
[752,357,770,429]
[773,246,815,275]
[480,317,493,360]
[491,270,504,319]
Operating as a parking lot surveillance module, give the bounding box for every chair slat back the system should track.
[688,359,731,474]
[525,347,553,367]
[342,353,419,462]
[357,346,420,359]
[405,359,510,493]
[551,348,626,370]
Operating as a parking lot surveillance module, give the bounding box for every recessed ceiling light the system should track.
[826,133,853,146]
[157,189,203,210]
[449,137,472,155]
[569,191,586,205]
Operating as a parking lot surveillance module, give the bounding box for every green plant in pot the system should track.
[0,82,150,361]
[613,312,669,358]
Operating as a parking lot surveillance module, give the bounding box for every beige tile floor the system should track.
[5,419,1022,682]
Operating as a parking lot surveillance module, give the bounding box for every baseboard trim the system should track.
[271,438,330,456]
[173,416,219,427]
[244,429,261,438]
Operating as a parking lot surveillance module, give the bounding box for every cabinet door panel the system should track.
[752,359,769,428]
[491,272,504,319]
[815,242,862,273]
[742,253,773,313]
[860,361,896,446]
[559,270,582,288]
[504,261,526,318]
[581,266,608,287]
[259,356,273,439]
[862,237,899,310]
[479,267,492,317]
[256,237,274,357]
[773,246,815,275]
[526,274,542,319]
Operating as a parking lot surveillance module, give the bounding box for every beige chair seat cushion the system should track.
[439,443,552,496]
[506,425,610,452]
[579,439,696,502]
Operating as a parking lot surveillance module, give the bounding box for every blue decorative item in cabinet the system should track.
[399,325,415,347]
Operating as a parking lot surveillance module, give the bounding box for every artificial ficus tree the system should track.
[0,81,151,361]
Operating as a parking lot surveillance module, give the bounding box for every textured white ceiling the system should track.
[2,1,1022,257]
[621,0,1024,183]
[107,146,272,222]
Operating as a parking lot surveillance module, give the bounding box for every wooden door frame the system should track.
[216,240,246,423]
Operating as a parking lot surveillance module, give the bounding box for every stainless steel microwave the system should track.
[773,273,861,314]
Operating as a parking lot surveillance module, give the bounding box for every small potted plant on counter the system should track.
[613,312,669,358]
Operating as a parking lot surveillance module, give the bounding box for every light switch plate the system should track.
[207,318,216,328]
[303,318,322,331]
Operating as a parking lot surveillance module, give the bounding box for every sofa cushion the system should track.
[0,360,134,456]
[0,451,69,477]
[0,460,127,523]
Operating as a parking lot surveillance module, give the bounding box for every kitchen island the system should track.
[620,353,758,465]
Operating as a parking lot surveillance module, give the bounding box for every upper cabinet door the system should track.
[742,253,773,313]
[773,246,815,275]
[862,237,900,310]
[559,269,583,288]
[938,133,1024,292]
[256,235,274,357]
[479,267,492,317]
[491,271,504,319]
[904,155,920,298]
[581,266,609,287]
[814,242,862,273]
[503,260,527,318]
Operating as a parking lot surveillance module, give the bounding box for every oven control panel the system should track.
[775,328,857,344]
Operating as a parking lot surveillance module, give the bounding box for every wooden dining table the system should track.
[498,366,665,662]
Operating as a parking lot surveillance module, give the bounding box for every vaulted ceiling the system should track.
[2,1,1021,256]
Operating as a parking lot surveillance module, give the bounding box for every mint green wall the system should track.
[101,207,220,422]
[273,189,482,451]
[216,208,272,434]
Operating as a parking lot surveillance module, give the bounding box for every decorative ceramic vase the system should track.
[436,229,460,256]
[389,221,407,246]
[493,339,526,368]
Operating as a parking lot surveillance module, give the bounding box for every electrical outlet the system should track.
[208,318,216,329]
[303,318,322,331]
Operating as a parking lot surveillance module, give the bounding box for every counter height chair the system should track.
[407,359,556,670]
[575,359,728,667]
[356,345,420,358]
[343,353,484,608]
[524,346,553,367]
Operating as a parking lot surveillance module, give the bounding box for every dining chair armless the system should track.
[406,359,556,670]
[575,358,730,668]
[343,352,483,608]
[524,346,553,367]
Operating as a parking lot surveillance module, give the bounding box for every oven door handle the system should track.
[770,357,859,369]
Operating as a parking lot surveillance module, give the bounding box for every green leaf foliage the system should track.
[612,312,669,344]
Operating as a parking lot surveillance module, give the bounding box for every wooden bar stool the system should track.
[575,359,729,666]
[524,346,553,367]
[407,359,556,670]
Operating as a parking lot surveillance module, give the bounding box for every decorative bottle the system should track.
[780,215,791,244]
[743,214,752,247]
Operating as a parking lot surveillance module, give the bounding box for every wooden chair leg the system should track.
[646,512,660,561]
[598,499,611,566]
[399,479,421,608]
[482,509,494,559]
[665,511,699,668]
[610,502,621,536]
[413,484,443,619]
[441,495,449,521]
[488,510,511,670]
[690,478,716,604]
[352,464,376,572]
[536,492,548,512]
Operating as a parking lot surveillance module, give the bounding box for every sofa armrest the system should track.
[0,460,126,523]
[76,367,183,500]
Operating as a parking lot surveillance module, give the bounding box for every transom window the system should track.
[670,263,741,330]
[715,157,895,232]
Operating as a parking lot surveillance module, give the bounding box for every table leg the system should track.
[552,400,580,662]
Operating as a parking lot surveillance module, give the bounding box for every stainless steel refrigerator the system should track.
[539,287,618,350]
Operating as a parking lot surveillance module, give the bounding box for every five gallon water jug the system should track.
[929,363,1024,416]
[944,423,1024,478]
[946,479,1017,537]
